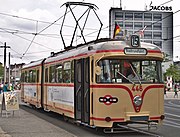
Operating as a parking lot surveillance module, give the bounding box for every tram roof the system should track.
[22,58,45,69]
[22,38,162,68]
[44,38,162,64]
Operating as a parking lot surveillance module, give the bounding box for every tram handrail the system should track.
[76,85,81,96]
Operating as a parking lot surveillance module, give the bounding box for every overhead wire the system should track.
[21,21,38,58]
[0,27,54,50]
[0,0,178,60]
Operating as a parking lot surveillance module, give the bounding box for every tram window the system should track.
[33,70,36,82]
[21,72,25,82]
[49,66,56,83]
[63,62,71,83]
[96,60,111,83]
[96,59,162,84]
[37,70,39,83]
[71,61,74,83]
[141,61,158,82]
[56,64,63,83]
[25,71,28,82]
[29,70,36,83]
[29,70,33,83]
[91,59,94,82]
[156,61,163,82]
[45,68,48,83]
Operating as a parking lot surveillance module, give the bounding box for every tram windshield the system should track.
[96,59,162,84]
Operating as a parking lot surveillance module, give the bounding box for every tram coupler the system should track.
[148,122,158,130]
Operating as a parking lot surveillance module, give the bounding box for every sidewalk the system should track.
[164,91,180,99]
[0,90,76,137]
[0,107,77,137]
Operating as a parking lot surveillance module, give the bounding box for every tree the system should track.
[163,53,169,62]
[164,64,180,82]
[0,63,4,78]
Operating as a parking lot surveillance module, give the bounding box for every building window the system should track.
[144,13,152,21]
[134,22,143,30]
[134,13,143,20]
[153,32,162,39]
[153,14,162,21]
[144,22,152,30]
[153,41,162,48]
[125,22,133,29]
[125,13,133,20]
[115,12,123,20]
[153,23,162,30]
[144,31,152,39]
[144,40,153,44]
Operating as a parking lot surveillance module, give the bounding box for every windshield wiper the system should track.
[129,63,142,85]
[115,70,135,85]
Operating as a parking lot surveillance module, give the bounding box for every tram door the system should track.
[74,58,90,124]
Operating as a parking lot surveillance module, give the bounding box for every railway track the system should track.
[20,104,163,137]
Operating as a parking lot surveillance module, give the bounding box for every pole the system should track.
[0,42,10,84]
[3,42,7,84]
[14,63,16,85]
[9,52,11,84]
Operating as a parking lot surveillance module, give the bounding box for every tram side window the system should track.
[37,70,39,83]
[45,68,48,83]
[71,61,74,83]
[96,60,111,83]
[29,70,36,83]
[56,64,63,83]
[49,66,56,83]
[63,61,71,83]
[33,70,36,82]
[29,70,33,83]
[25,71,29,82]
[141,61,158,82]
[21,72,25,82]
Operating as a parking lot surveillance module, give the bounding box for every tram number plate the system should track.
[130,116,149,121]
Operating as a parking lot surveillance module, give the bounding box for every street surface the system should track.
[19,98,180,137]
[1,91,180,137]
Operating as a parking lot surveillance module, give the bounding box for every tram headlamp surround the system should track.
[133,96,142,107]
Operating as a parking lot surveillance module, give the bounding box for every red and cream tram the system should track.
[21,35,164,130]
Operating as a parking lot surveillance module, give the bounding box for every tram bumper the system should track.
[123,112,164,125]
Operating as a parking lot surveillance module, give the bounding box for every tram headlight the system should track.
[133,96,142,107]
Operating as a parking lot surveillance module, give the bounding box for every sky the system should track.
[0,0,179,65]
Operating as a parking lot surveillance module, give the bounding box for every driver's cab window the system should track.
[96,60,111,83]
[96,59,162,84]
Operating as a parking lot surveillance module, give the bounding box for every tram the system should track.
[21,34,165,131]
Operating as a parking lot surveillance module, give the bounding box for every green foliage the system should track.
[163,53,170,62]
[164,64,180,82]
[0,63,4,78]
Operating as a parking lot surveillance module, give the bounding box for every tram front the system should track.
[90,35,164,129]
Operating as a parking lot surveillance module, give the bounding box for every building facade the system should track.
[109,8,173,62]
[6,63,25,84]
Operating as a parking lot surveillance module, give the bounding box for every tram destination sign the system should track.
[124,48,147,55]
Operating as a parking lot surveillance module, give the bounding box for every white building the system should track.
[109,8,173,72]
